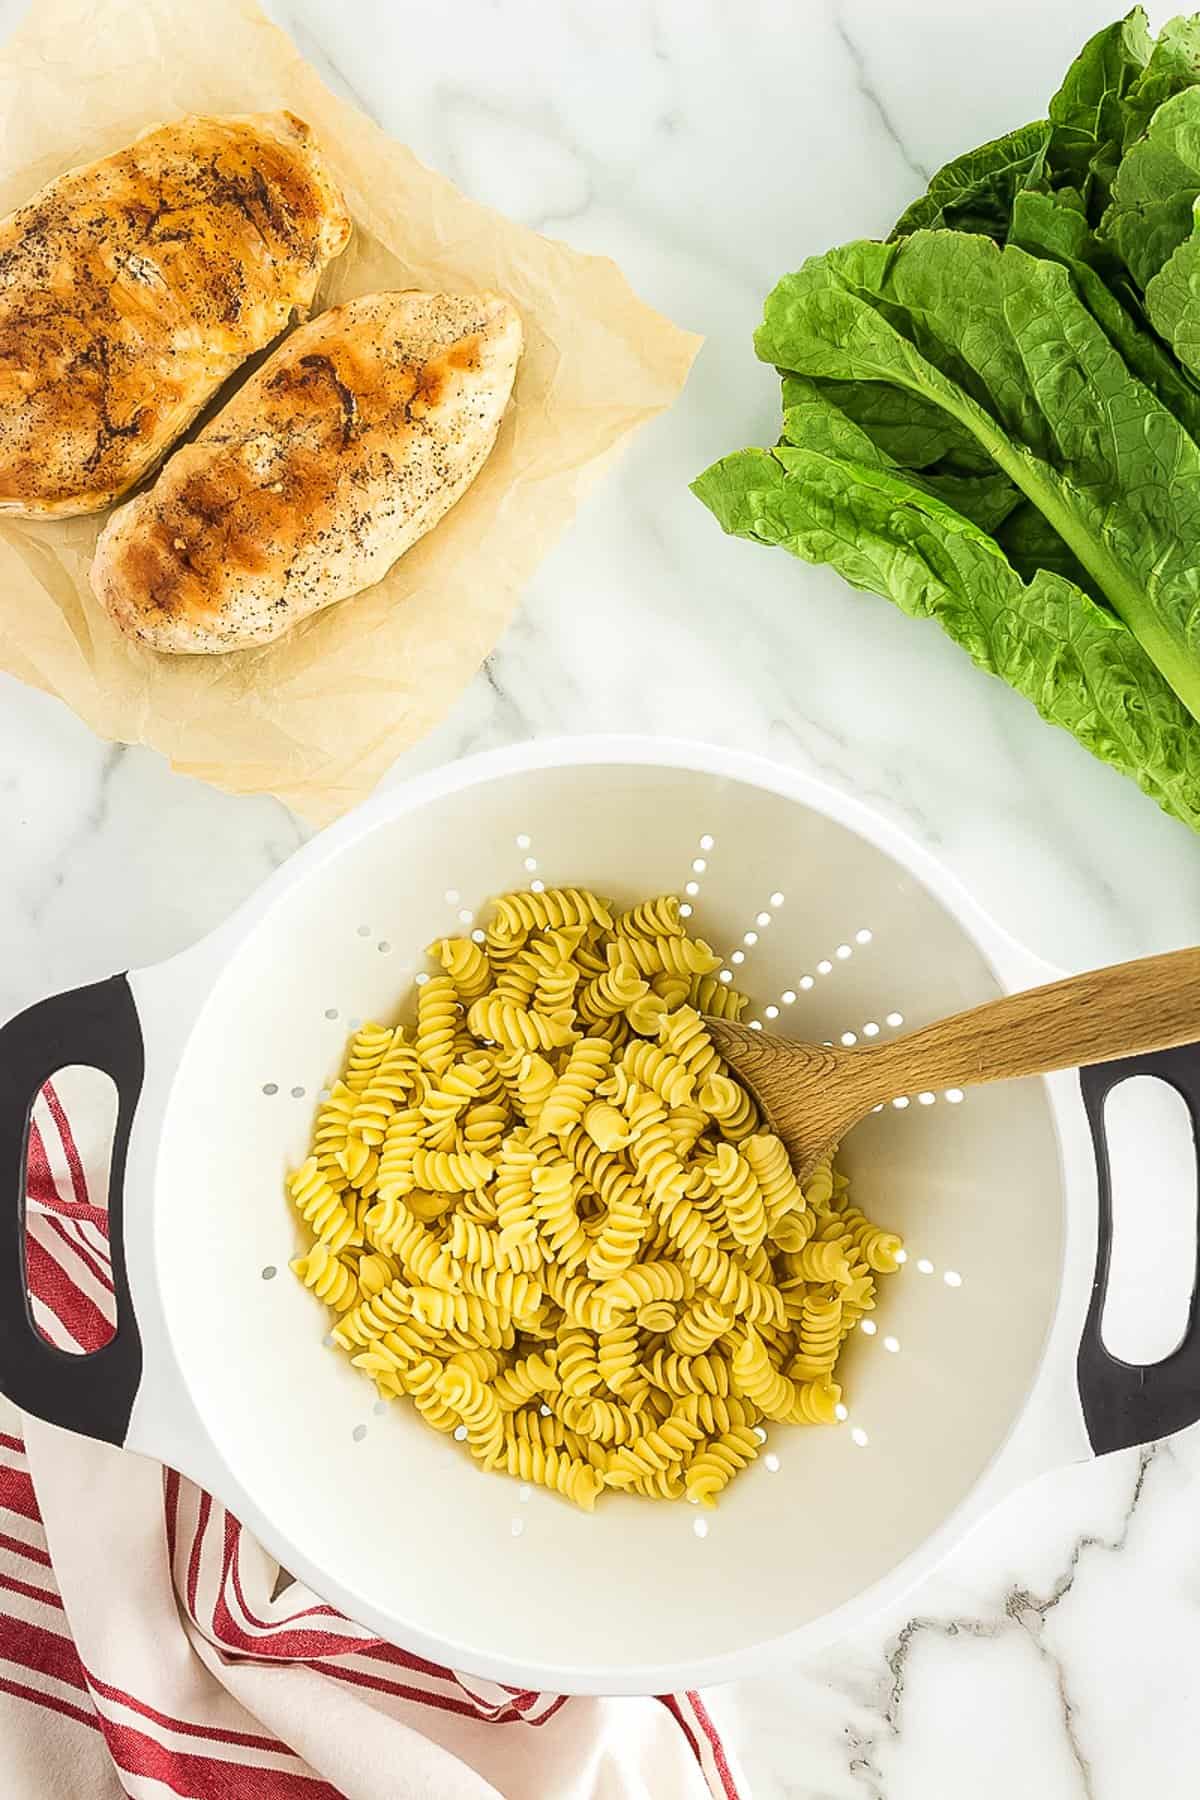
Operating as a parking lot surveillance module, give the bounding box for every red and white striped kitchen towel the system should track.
[0,1073,746,1799]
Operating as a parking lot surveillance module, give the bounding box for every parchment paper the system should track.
[0,0,700,823]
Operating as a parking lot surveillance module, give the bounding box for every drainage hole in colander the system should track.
[444,887,461,905]
[680,903,693,919]
[765,1005,779,1021]
[856,928,873,944]
[753,1426,768,1444]
[347,1015,361,1029]
[834,1402,849,1421]
[817,960,832,975]
[261,1265,277,1281]
[755,912,771,928]
[699,834,715,851]
[765,1453,781,1473]
[800,975,815,990]
[894,1249,908,1264]
[262,1083,279,1097]
[515,835,532,851]
[730,951,745,966]
[357,924,371,938]
[886,1011,904,1027]
[324,1007,339,1021]
[454,1425,468,1441]
[851,1428,869,1448]
[511,1518,525,1538]
[373,1400,388,1416]
[352,1425,367,1443]
[917,1258,934,1274]
[523,857,538,873]
[836,944,852,960]
[892,1097,910,1110]
[917,1091,935,1105]
[692,858,707,874]
[841,1032,857,1046]
[322,1333,335,1348]
[291,1086,305,1099]
[693,1518,709,1538]
[883,1336,900,1353]
[718,970,733,985]
[748,1020,763,1032]
[319,1087,331,1101]
[531,879,545,893]
[944,1269,963,1287]
[781,990,796,1005]
[518,1484,532,1503]
[685,881,700,897]
[770,891,785,907]
[377,942,392,956]
[862,1021,879,1037]
[945,1088,964,1103]
[743,931,758,947]
[414,974,429,988]
[860,1320,877,1336]
[457,909,474,926]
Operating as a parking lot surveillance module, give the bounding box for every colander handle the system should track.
[0,977,144,1445]
[1077,1044,1200,1455]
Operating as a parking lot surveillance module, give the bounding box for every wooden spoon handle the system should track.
[870,945,1200,1098]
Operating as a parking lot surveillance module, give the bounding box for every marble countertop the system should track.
[2,0,1199,1793]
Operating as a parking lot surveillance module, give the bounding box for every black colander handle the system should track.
[1078,1043,1200,1455]
[0,976,144,1444]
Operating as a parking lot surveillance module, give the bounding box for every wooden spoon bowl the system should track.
[708,946,1200,1182]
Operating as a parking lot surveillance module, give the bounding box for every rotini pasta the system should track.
[289,884,902,1509]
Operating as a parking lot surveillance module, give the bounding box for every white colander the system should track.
[2,736,1197,1696]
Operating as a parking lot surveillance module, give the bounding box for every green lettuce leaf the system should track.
[1010,183,1200,438]
[755,231,1200,722]
[890,122,1049,240]
[692,445,1200,830]
[1047,7,1153,215]
[1100,85,1200,288]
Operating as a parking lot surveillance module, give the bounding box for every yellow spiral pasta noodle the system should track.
[436,1363,504,1464]
[336,1135,380,1193]
[419,1060,487,1150]
[492,1137,541,1273]
[789,1293,844,1380]
[290,1241,358,1311]
[288,1157,361,1252]
[557,1326,603,1399]
[428,936,492,1002]
[581,1100,629,1152]
[629,1467,687,1500]
[354,1251,398,1299]
[461,1101,510,1158]
[615,894,684,938]
[349,1037,422,1147]
[375,1106,424,1200]
[344,1023,394,1094]
[603,1409,705,1488]
[617,933,722,978]
[687,973,749,1019]
[492,959,539,1007]
[541,1265,613,1330]
[684,1239,784,1326]
[636,1301,678,1332]
[584,1181,648,1283]
[594,1259,690,1320]
[684,1426,761,1507]
[668,1296,734,1356]
[626,991,668,1036]
[833,1205,905,1273]
[803,1161,836,1210]
[789,1377,842,1425]
[675,1390,761,1436]
[558,1393,651,1446]
[445,1347,504,1382]
[403,1358,461,1434]
[699,1074,759,1142]
[659,1005,721,1088]
[331,1279,414,1350]
[407,1288,513,1347]
[495,1436,604,1510]
[643,1348,731,1397]
[467,996,576,1053]
[493,887,614,941]
[540,1037,612,1136]
[731,1327,802,1422]
[578,962,646,1024]
[527,945,581,1020]
[788,1239,852,1283]
[415,977,459,1078]
[593,1317,638,1397]
[625,1092,690,1208]
[704,1142,767,1253]
[621,1040,695,1108]
[491,1350,559,1411]
[530,1160,587,1272]
[667,1103,709,1159]
[651,970,692,1009]
[410,1147,494,1192]
[311,1081,356,1179]
[742,1132,806,1235]
[456,1264,543,1319]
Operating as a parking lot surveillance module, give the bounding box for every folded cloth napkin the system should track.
[0,1075,745,1799]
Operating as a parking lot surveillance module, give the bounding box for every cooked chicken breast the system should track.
[91,290,523,654]
[0,112,351,517]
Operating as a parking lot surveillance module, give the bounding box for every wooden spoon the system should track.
[706,946,1200,1182]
